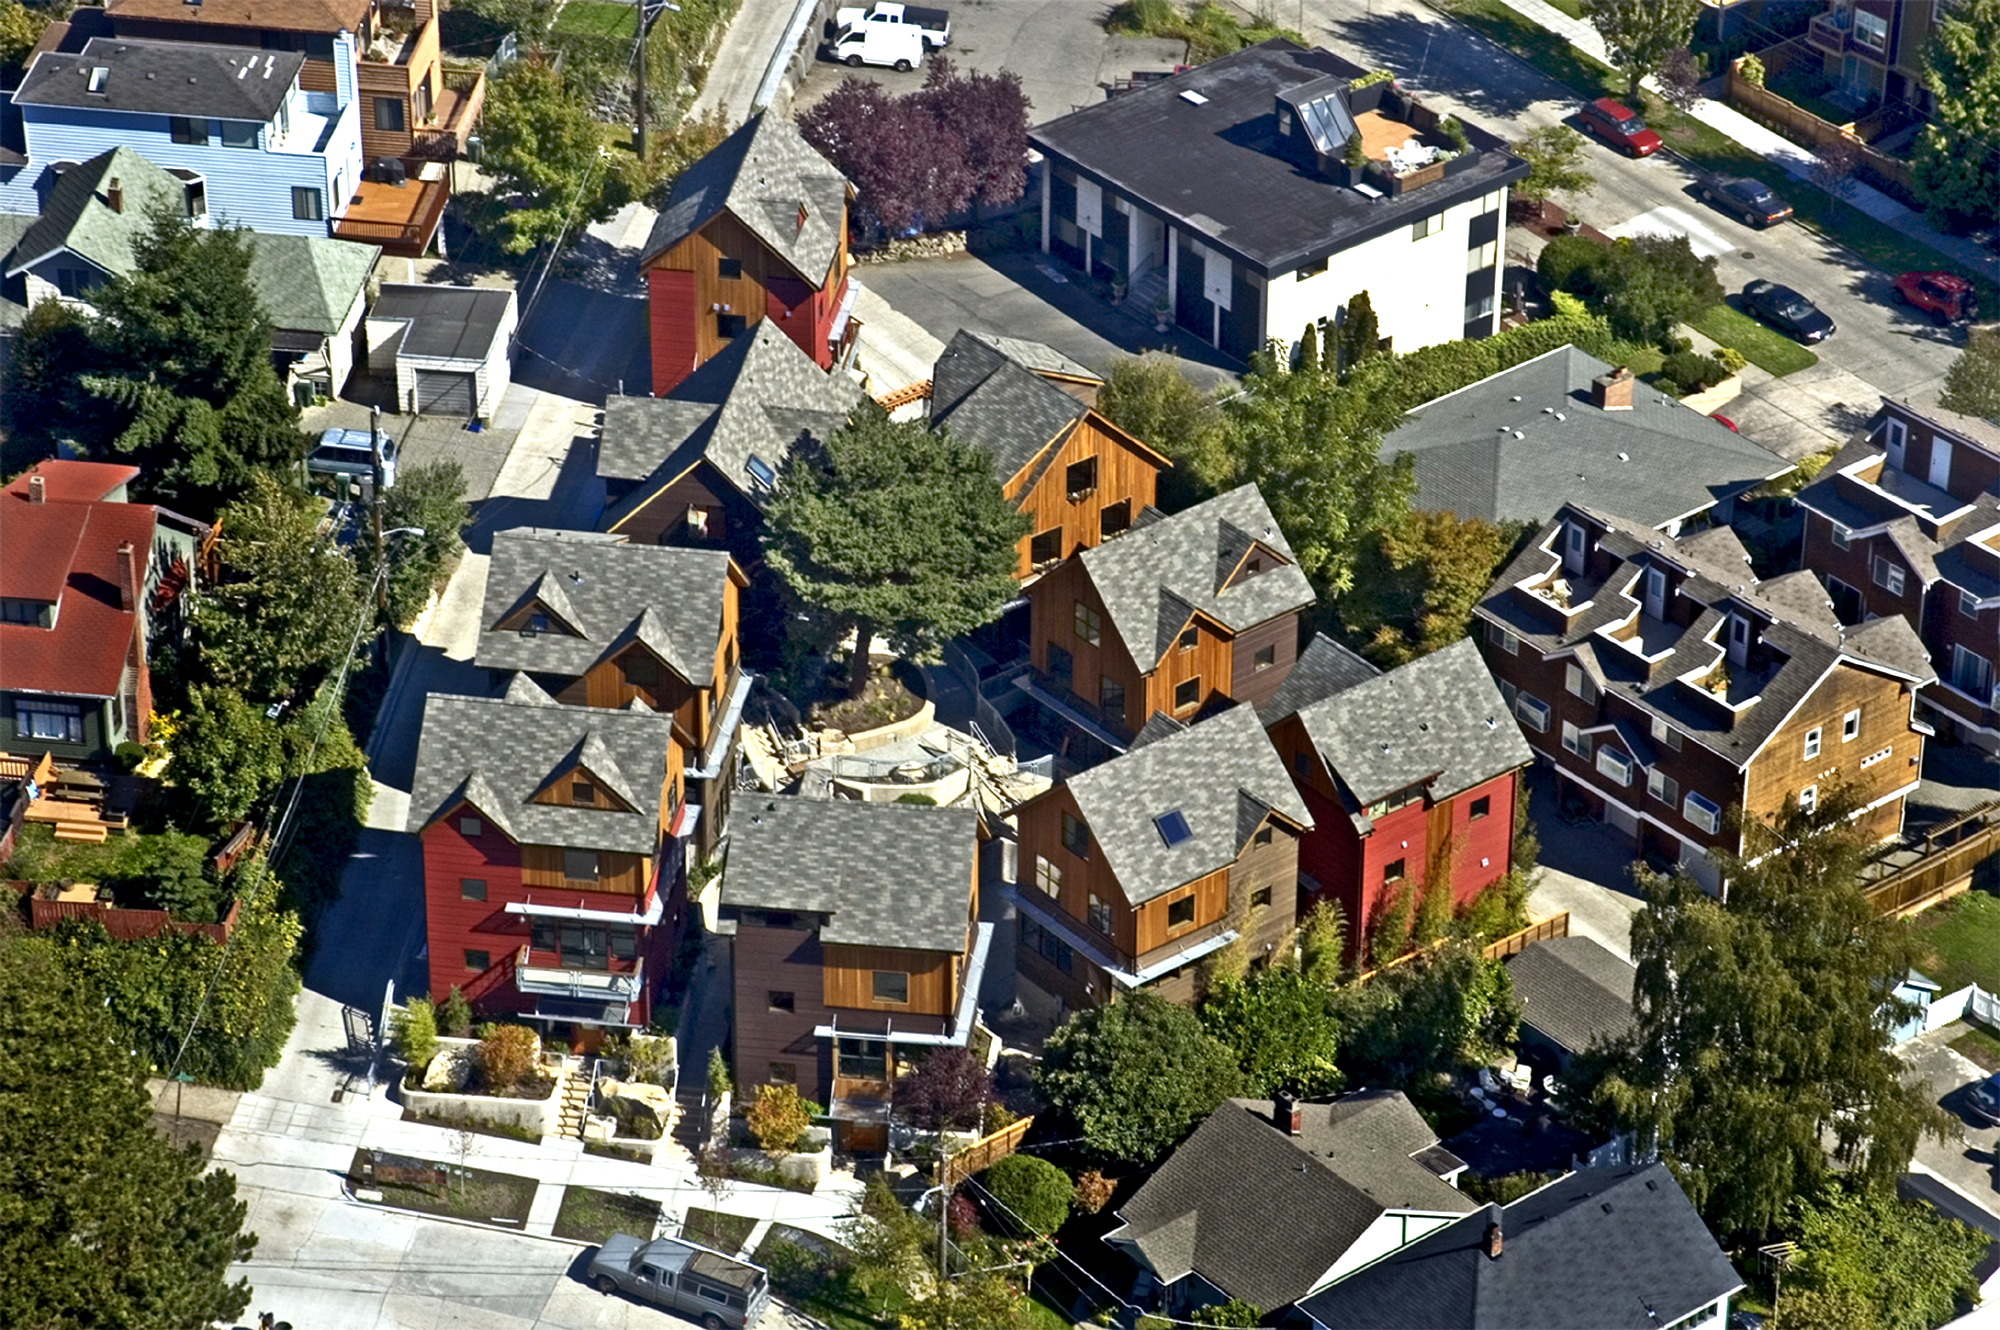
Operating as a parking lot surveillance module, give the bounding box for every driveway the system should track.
[1520,764,1646,962]
[1898,1026,2000,1225]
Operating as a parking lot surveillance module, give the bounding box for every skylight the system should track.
[1179,90,1208,106]
[746,454,776,488]
[1154,810,1193,848]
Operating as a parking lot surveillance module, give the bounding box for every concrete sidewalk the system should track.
[1489,0,2000,282]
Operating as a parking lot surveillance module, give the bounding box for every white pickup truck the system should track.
[833,2,951,47]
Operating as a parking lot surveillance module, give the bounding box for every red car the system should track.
[1893,271,1980,324]
[1579,98,1662,157]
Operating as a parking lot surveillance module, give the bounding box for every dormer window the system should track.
[525,612,549,634]
[572,780,597,805]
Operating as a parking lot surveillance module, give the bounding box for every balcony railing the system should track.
[410,67,488,160]
[1807,10,1851,55]
[513,949,645,1001]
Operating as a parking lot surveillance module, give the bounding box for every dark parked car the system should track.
[1970,1070,2000,1127]
[1578,97,1662,157]
[1699,175,1793,227]
[1893,271,1980,323]
[1742,280,1836,343]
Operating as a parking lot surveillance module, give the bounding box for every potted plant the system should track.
[1560,211,1583,235]
[1111,274,1128,305]
[1153,294,1172,333]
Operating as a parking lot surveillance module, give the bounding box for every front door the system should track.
[1644,566,1667,619]
[1727,614,1749,667]
[1929,438,1953,491]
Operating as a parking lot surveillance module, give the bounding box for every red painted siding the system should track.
[648,269,698,394]
[766,274,828,367]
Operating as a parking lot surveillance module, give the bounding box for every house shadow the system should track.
[511,276,651,405]
[464,420,605,550]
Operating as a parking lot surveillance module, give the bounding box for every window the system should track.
[717,313,746,338]
[169,116,209,145]
[1798,785,1818,815]
[526,611,550,634]
[1515,694,1549,732]
[1683,791,1723,834]
[1651,717,1682,751]
[1842,708,1862,743]
[1411,213,1445,239]
[531,916,559,952]
[465,949,489,971]
[0,598,40,624]
[609,927,637,961]
[1061,811,1090,858]
[1464,293,1495,323]
[459,815,482,837]
[459,878,487,901]
[716,257,742,279]
[1179,626,1199,652]
[1073,601,1101,645]
[624,653,660,687]
[872,971,909,1004]
[1963,589,1983,619]
[1830,525,1851,551]
[1561,721,1590,758]
[1166,895,1196,929]
[1952,645,1994,700]
[768,1061,797,1084]
[1030,528,1062,568]
[14,700,82,745]
[1383,858,1406,883]
[1087,892,1112,934]
[1648,767,1678,807]
[1467,239,1498,272]
[1254,825,1274,846]
[746,454,777,490]
[373,97,405,131]
[1251,886,1273,909]
[1173,677,1201,712]
[1252,642,1280,672]
[1098,674,1125,721]
[1034,855,1062,899]
[1596,747,1633,786]
[291,187,323,222]
[1873,557,1905,596]
[1021,916,1073,973]
[769,990,795,1013]
[1853,6,1887,49]
[1155,809,1194,847]
[1470,795,1491,821]
[563,849,599,882]
[1803,727,1822,761]
[1066,456,1098,498]
[1884,416,1908,463]
[1488,622,1518,654]
[1565,663,1597,702]
[572,780,597,805]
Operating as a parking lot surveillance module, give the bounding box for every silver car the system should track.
[307,427,397,490]
[587,1233,770,1329]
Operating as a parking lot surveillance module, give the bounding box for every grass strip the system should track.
[553,0,638,37]
[1686,302,1820,376]
[553,1186,662,1244]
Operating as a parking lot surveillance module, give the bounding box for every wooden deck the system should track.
[1353,108,1423,161]
[334,169,449,257]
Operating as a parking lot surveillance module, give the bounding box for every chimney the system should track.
[1273,1088,1302,1136]
[117,542,137,612]
[27,473,45,503]
[107,177,123,213]
[1591,365,1634,412]
[1483,1222,1503,1260]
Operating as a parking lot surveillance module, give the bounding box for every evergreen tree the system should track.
[1913,0,2000,227]
[1939,324,2000,421]
[1336,290,1381,378]
[763,401,1028,697]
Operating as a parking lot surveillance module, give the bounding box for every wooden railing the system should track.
[874,379,933,410]
[1351,910,1571,985]
[941,1114,1033,1186]
[1863,802,2000,918]
[12,882,239,943]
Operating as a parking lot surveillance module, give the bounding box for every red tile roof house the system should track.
[1259,635,1534,958]
[406,675,691,1036]
[0,461,208,766]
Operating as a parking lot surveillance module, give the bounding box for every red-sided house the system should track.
[407,675,690,1035]
[0,461,207,766]
[639,111,856,394]
[1259,635,1532,953]
[1794,397,2000,751]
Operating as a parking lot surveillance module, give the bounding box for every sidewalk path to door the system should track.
[1487,0,2000,283]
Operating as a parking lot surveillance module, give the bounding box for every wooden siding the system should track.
[528,764,637,812]
[646,269,698,393]
[1746,661,1920,833]
[731,918,836,1102]
[604,460,763,569]
[1227,813,1303,965]
[1003,412,1165,579]
[356,16,442,162]
[1227,611,1300,713]
[1145,612,1232,724]
[1026,558,1146,739]
[520,844,652,897]
[1133,867,1230,955]
[1016,783,1140,955]
[821,943,961,1017]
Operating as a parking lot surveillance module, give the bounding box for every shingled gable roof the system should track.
[961,331,1101,386]
[1059,704,1311,906]
[1078,484,1314,671]
[1109,1093,1474,1313]
[1476,503,1936,771]
[1259,633,1382,726]
[1505,935,1636,1056]
[929,330,1090,481]
[20,38,303,120]
[105,0,371,33]
[642,111,851,285]
[1295,1163,1742,1329]
[718,796,977,954]
[1384,346,1792,528]
[0,465,157,699]
[1290,637,1534,818]
[599,321,863,524]
[405,676,675,855]
[475,529,734,691]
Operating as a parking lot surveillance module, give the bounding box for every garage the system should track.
[364,283,518,422]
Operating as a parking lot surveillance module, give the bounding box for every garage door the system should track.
[414,369,475,416]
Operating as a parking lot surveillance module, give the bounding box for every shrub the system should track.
[980,1153,1072,1235]
[392,998,439,1070]
[1536,233,1604,295]
[476,1024,542,1094]
[1714,345,1748,374]
[706,1046,732,1100]
[1073,1169,1116,1214]
[114,740,146,772]
[438,986,473,1039]
[1656,350,1730,396]
[607,1032,675,1087]
[746,1082,812,1156]
[1738,52,1765,86]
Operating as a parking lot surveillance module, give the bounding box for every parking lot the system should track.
[1899,1026,2000,1223]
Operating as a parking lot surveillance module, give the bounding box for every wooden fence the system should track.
[941,1114,1032,1186]
[1863,801,2000,918]
[10,882,239,943]
[1351,911,1571,985]
[1726,57,1917,199]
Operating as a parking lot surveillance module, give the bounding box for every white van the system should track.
[827,22,924,71]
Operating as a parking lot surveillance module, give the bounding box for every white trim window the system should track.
[1561,720,1590,758]
[1963,589,1983,619]
[1489,622,1518,654]
[1872,557,1905,596]
[1647,766,1678,807]
[1798,785,1818,815]
[1951,645,1995,703]
[1516,694,1550,733]
[1651,716,1681,751]
[1596,747,1634,786]
[1803,727,1822,761]
[1830,524,1851,551]
[1683,791,1723,834]
[1034,855,1062,899]
[1564,663,1598,703]
[1884,416,1907,467]
[1842,708,1861,743]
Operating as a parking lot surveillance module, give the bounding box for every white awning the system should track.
[827,277,861,347]
[504,894,663,926]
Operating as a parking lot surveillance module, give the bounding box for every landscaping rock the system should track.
[600,1078,674,1140]
[422,1043,475,1093]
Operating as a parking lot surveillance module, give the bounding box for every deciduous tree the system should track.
[1939,323,2000,420]
[1656,47,1705,113]
[894,1048,992,1139]
[1096,352,1232,510]
[1338,509,1520,668]
[475,58,652,253]
[762,402,1028,697]
[1913,0,2000,228]
[1198,966,1345,1097]
[746,1082,812,1156]
[1509,125,1596,212]
[1036,991,1242,1164]
[167,686,287,831]
[375,459,470,629]
[1582,0,1701,102]
[1775,1186,1988,1330]
[1336,941,1519,1088]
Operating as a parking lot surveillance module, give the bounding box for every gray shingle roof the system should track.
[475,528,733,687]
[961,331,1100,385]
[642,111,851,285]
[1258,633,1382,726]
[1296,1163,1742,1329]
[1385,347,1793,528]
[1505,935,1636,1055]
[1293,637,1534,813]
[599,320,862,519]
[406,677,675,855]
[1062,704,1311,906]
[930,330,1088,482]
[1111,1093,1474,1312]
[19,38,302,120]
[720,795,977,953]
[242,231,378,335]
[1080,484,1314,671]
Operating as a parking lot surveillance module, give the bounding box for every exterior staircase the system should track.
[555,1061,592,1140]
[1124,267,1168,322]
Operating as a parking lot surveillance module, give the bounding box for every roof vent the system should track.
[1553,412,1565,421]
[1617,451,1629,462]
[1510,395,1521,402]
[1179,89,1209,105]
[1512,430,1524,439]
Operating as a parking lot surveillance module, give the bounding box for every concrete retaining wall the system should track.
[404,1039,566,1138]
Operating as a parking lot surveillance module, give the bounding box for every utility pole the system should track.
[937,1160,949,1282]
[633,1,680,160]
[369,405,388,622]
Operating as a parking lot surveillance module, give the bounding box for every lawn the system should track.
[553,0,638,38]
[1912,890,2000,995]
[1950,1023,2000,1073]
[1686,303,1820,376]
[756,1229,899,1330]
[681,1207,758,1255]
[348,1149,538,1227]
[1425,0,1620,102]
[1539,0,1584,16]
[552,1187,661,1244]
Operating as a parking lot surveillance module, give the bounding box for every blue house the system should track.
[2,36,364,239]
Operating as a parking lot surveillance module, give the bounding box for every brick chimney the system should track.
[117,542,137,612]
[107,176,123,213]
[1273,1088,1302,1135]
[27,473,45,503]
[1483,1222,1503,1260]
[1591,365,1634,412]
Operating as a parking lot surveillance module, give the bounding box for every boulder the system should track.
[600,1077,675,1140]
[422,1043,475,1093]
